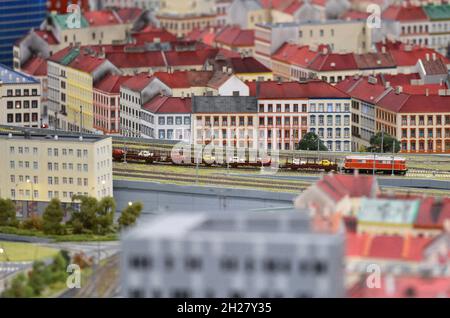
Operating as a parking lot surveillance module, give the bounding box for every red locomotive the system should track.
[343,155,407,175]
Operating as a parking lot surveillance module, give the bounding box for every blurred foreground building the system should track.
[121,209,345,298]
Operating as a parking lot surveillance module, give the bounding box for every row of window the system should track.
[10,189,88,200]
[309,115,350,126]
[401,128,450,139]
[6,89,38,97]
[129,255,328,275]
[258,103,350,113]
[6,113,38,123]
[47,162,89,172]
[401,115,450,126]
[401,140,450,152]
[6,100,39,109]
[310,127,351,139]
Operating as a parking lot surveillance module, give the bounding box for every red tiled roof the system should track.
[382,5,428,22]
[247,80,350,99]
[341,10,370,20]
[106,51,166,68]
[164,48,218,67]
[309,52,358,71]
[67,53,106,73]
[229,57,271,73]
[272,43,319,68]
[115,8,143,23]
[354,52,396,69]
[378,92,450,113]
[346,233,432,262]
[186,27,221,46]
[215,26,255,47]
[121,73,156,91]
[84,11,120,26]
[335,77,387,104]
[21,56,47,77]
[389,47,450,67]
[316,174,376,202]
[153,71,213,88]
[216,48,241,58]
[420,57,448,76]
[402,83,448,95]
[348,275,450,298]
[132,28,178,45]
[142,96,192,114]
[34,30,59,45]
[94,73,133,94]
[415,198,450,229]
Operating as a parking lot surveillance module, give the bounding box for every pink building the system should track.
[93,73,132,135]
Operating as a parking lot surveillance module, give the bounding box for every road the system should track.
[0,241,120,295]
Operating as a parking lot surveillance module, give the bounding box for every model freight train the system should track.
[112,149,408,175]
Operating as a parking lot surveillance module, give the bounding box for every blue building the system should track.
[0,0,47,67]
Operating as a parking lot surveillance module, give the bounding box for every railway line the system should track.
[113,167,309,192]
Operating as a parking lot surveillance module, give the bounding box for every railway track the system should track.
[113,168,308,192]
[74,254,120,298]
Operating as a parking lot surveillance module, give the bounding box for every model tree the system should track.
[369,132,400,153]
[297,132,328,151]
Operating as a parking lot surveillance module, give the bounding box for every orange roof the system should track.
[346,233,432,262]
[142,96,192,114]
[215,26,254,47]
[94,73,133,94]
[21,56,47,77]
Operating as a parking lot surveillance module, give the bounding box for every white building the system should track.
[0,64,42,128]
[121,209,345,298]
[119,73,170,137]
[140,96,192,142]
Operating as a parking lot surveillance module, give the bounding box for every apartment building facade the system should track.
[0,133,113,217]
[0,65,42,128]
[120,74,170,137]
[47,47,119,132]
[121,210,345,298]
[93,73,133,135]
[248,81,352,152]
[192,96,258,148]
[140,96,192,142]
[377,91,450,153]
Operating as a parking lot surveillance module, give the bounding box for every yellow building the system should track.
[158,0,217,37]
[0,132,113,216]
[47,47,119,133]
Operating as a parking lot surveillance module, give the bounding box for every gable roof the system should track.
[378,92,450,113]
[316,174,377,202]
[215,26,255,47]
[21,56,47,77]
[247,80,349,99]
[121,73,157,92]
[94,73,133,94]
[382,5,428,22]
[142,96,192,114]
[229,57,272,73]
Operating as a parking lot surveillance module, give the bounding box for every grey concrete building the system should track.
[121,209,345,298]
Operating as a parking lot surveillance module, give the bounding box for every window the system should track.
[159,117,165,125]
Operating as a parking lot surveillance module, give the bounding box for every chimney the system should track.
[322,46,328,55]
[426,53,430,61]
[426,88,429,96]
[395,86,403,94]
[432,53,436,61]
[385,81,391,89]
[382,46,386,54]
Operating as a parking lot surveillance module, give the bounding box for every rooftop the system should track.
[247,80,350,99]
[0,64,39,84]
[142,96,192,114]
[192,96,258,113]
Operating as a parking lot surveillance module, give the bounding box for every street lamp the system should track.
[26,179,35,217]
[128,201,133,207]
